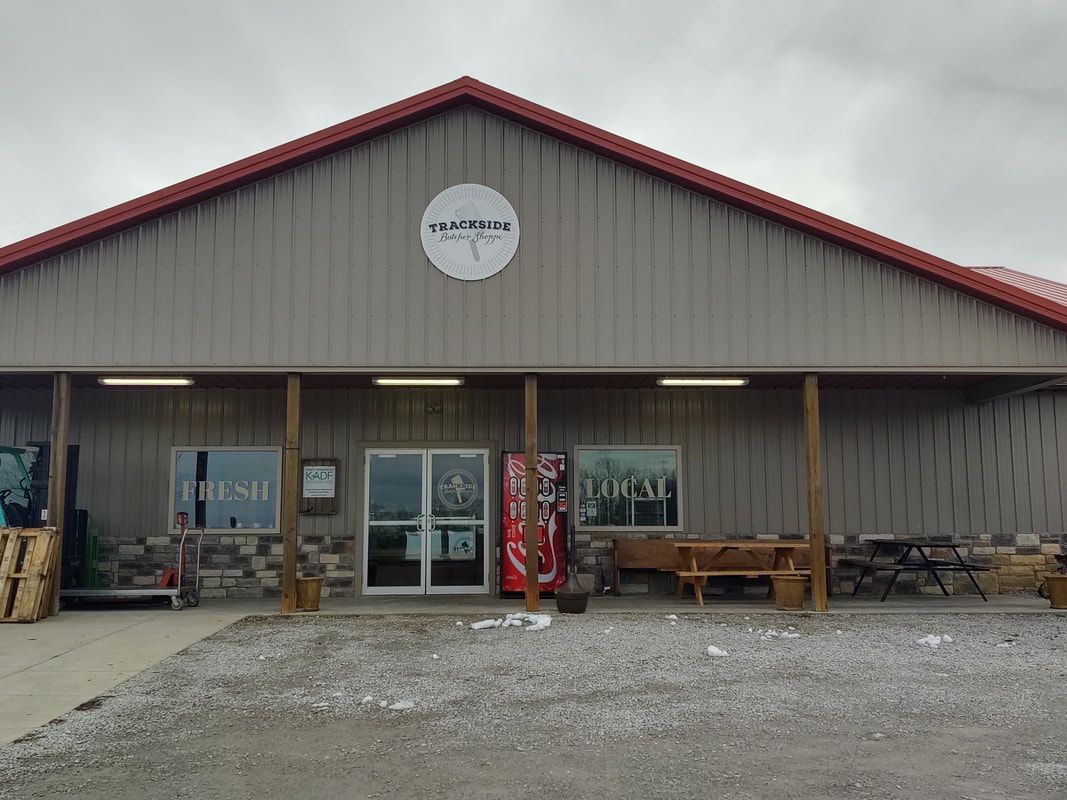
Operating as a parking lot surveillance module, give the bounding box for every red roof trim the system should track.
[3,76,1066,332]
[968,266,1067,309]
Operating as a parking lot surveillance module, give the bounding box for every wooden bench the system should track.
[613,538,829,597]
[613,539,678,595]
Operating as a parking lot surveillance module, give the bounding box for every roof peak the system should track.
[2,77,1065,331]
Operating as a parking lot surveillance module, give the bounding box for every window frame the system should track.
[168,445,284,533]
[572,444,684,532]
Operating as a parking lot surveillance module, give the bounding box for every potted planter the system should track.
[1044,555,1067,609]
[555,525,590,614]
[295,575,324,611]
[771,574,807,611]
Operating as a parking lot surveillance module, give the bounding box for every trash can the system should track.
[770,575,807,611]
[295,576,324,611]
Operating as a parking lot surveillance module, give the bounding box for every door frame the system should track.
[360,445,493,596]
[361,448,426,596]
[424,448,491,595]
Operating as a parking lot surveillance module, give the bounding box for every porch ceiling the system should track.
[0,371,1064,392]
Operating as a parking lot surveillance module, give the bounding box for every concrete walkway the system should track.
[1,592,1059,745]
[210,592,1059,617]
[0,605,245,744]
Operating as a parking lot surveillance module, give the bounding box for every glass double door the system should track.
[363,448,490,594]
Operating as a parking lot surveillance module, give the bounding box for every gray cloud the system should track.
[2,0,1065,279]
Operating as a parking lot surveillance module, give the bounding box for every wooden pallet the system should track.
[0,527,59,623]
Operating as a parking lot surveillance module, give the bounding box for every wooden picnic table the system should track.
[672,540,811,606]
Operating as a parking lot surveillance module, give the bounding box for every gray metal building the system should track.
[1,78,1065,605]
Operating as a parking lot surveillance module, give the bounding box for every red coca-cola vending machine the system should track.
[500,452,567,594]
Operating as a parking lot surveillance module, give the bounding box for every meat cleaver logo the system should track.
[437,468,479,511]
[420,184,520,281]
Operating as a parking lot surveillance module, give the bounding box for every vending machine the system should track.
[500,452,568,594]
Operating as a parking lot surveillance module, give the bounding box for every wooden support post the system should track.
[281,373,301,614]
[46,372,71,617]
[523,373,540,612]
[803,373,829,612]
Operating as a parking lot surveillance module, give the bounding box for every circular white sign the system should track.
[420,184,520,281]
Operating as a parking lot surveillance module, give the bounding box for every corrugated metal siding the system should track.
[3,388,1066,557]
[0,388,286,536]
[0,389,51,444]
[3,107,1067,369]
[822,390,1067,535]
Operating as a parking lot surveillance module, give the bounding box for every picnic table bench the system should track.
[840,538,992,601]
[672,540,811,606]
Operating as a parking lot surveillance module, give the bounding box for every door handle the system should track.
[427,514,436,531]
[415,513,425,531]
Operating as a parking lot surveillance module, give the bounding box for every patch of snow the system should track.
[387,700,415,711]
[916,634,954,649]
[378,700,388,708]
[665,614,678,620]
[506,612,552,631]
[455,621,464,627]
[602,627,614,634]
[360,696,374,704]
[432,654,441,660]
[996,642,1014,648]
[470,613,552,632]
[706,645,729,658]
[524,615,552,632]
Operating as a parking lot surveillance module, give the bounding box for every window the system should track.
[574,446,682,531]
[170,447,282,531]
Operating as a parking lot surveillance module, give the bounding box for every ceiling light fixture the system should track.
[98,376,195,387]
[656,377,749,387]
[372,377,465,387]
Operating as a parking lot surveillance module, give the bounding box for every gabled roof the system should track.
[968,266,1067,309]
[2,76,1066,332]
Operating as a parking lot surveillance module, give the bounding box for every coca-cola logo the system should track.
[420,184,520,281]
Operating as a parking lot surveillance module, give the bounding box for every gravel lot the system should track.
[2,612,1065,800]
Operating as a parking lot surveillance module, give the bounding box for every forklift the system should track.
[0,445,38,528]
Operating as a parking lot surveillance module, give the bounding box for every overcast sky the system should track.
[2,1,1065,280]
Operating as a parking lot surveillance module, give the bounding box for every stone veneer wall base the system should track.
[96,531,1063,600]
[96,534,356,599]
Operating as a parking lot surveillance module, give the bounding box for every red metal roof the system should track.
[968,266,1067,309]
[2,76,1066,332]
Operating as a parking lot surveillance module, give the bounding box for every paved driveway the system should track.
[0,605,244,744]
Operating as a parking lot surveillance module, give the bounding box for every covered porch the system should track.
[1,368,1065,616]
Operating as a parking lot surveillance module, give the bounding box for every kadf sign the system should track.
[420,184,520,281]
[500,452,567,594]
[302,465,337,498]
